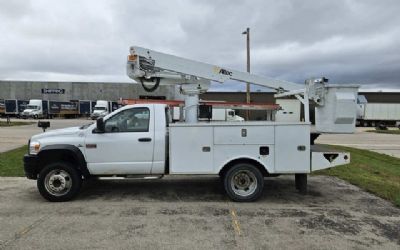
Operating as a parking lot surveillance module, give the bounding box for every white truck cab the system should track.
[22,99,44,119]
[91,100,109,120]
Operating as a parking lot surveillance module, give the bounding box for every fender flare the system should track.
[37,144,91,177]
[218,156,272,176]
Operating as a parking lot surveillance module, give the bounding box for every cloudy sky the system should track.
[1,0,399,91]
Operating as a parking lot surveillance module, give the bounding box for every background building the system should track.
[1,80,399,120]
[0,81,178,102]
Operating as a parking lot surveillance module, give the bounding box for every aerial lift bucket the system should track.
[315,84,359,133]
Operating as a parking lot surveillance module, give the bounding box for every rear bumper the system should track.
[23,154,39,179]
[311,145,350,171]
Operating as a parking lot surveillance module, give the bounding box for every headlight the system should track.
[29,141,40,155]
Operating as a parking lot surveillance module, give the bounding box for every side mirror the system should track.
[96,118,105,133]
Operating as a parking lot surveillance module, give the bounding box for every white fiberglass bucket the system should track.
[315,84,359,133]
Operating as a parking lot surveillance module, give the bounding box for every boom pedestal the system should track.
[184,94,199,124]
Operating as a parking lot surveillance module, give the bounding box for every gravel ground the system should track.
[0,175,399,250]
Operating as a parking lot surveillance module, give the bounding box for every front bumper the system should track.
[23,154,39,179]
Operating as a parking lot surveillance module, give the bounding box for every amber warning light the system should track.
[127,54,137,62]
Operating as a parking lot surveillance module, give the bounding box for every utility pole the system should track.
[242,27,251,120]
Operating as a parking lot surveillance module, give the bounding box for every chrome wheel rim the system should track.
[230,170,257,197]
[44,169,72,196]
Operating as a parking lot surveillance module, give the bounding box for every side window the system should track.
[104,108,150,133]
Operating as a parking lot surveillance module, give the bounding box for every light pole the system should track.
[242,27,251,120]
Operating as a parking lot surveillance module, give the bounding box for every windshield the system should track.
[27,105,38,109]
[94,107,106,111]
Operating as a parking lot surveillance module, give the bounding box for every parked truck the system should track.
[21,99,49,119]
[0,100,5,116]
[357,95,400,127]
[23,46,358,202]
[91,100,109,119]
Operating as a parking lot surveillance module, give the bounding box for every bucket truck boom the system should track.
[127,46,359,133]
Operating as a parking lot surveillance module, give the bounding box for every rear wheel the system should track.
[37,162,82,202]
[223,163,264,202]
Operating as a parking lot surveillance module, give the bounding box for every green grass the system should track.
[0,145,27,177]
[366,129,400,135]
[0,121,35,127]
[314,145,400,207]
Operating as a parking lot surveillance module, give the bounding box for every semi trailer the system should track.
[357,95,400,127]
[23,46,359,202]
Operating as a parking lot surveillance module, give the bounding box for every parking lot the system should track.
[0,118,90,153]
[0,176,399,249]
[0,118,399,249]
[317,127,400,158]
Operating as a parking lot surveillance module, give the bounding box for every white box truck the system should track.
[91,100,109,120]
[21,99,48,119]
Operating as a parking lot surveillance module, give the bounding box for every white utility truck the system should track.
[91,100,109,120]
[21,99,47,119]
[24,46,358,202]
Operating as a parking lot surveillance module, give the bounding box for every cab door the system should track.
[84,106,154,175]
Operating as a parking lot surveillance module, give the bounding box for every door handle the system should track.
[138,138,152,142]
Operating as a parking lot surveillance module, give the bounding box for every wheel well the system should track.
[38,150,83,175]
[219,158,269,177]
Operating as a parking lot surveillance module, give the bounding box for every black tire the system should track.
[295,174,307,195]
[37,162,82,202]
[223,163,264,202]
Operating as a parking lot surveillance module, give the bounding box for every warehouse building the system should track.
[0,80,178,101]
[1,80,399,104]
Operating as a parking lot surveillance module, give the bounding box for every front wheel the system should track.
[37,162,82,202]
[223,163,264,202]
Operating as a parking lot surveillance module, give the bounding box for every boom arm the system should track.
[127,46,359,133]
[127,46,301,92]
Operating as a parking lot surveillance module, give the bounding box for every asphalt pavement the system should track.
[0,176,399,250]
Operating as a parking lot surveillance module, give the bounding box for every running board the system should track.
[125,175,164,179]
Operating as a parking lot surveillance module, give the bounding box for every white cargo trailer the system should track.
[357,95,400,127]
